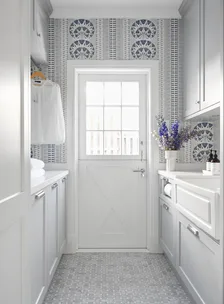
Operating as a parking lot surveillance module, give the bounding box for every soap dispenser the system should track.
[211,150,220,175]
[206,149,213,171]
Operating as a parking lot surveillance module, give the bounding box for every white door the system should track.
[78,73,147,249]
[0,1,30,304]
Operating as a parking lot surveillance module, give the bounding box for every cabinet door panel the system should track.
[177,213,221,304]
[160,199,175,264]
[47,186,58,280]
[183,0,201,117]
[202,0,221,109]
[58,179,66,254]
[30,195,46,304]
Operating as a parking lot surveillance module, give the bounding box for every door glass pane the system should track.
[122,107,139,130]
[86,107,103,130]
[86,82,104,105]
[104,107,121,130]
[122,82,139,105]
[104,82,121,105]
[86,131,103,155]
[104,132,121,155]
[122,131,139,155]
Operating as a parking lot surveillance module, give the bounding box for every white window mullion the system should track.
[79,73,146,160]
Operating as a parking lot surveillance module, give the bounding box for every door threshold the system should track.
[76,248,149,253]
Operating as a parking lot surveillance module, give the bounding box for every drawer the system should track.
[177,213,221,304]
[176,183,220,239]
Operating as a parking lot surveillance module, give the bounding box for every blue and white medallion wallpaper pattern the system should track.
[67,19,158,60]
[31,18,218,163]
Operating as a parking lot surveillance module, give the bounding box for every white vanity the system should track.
[159,171,222,304]
[30,171,69,304]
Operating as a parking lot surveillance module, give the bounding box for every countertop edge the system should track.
[31,170,69,195]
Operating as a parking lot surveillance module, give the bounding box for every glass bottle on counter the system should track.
[206,150,213,171]
[211,150,220,175]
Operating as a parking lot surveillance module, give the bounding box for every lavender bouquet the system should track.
[152,116,197,151]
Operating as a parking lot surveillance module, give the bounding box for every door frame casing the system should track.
[67,60,160,253]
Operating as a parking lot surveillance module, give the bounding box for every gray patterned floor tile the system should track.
[43,253,193,304]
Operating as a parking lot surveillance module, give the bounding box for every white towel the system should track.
[31,169,45,178]
[31,158,45,170]
[31,82,65,145]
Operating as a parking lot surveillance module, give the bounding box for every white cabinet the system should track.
[30,174,68,304]
[46,182,59,283]
[58,177,67,255]
[159,172,222,304]
[202,0,221,110]
[30,191,46,304]
[181,0,221,118]
[31,0,49,64]
[183,0,201,117]
[160,198,175,265]
[0,0,30,303]
[176,212,222,304]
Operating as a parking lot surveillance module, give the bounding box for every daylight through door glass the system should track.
[86,81,140,156]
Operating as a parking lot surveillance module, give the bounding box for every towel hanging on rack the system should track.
[31,80,65,145]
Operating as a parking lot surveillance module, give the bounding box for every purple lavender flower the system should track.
[152,116,198,151]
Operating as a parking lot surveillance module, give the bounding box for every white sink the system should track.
[177,176,220,193]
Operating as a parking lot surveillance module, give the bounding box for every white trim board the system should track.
[66,60,161,253]
[51,7,181,19]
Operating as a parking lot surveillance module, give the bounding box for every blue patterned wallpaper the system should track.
[31,18,218,163]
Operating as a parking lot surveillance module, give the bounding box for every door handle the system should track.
[133,168,145,173]
[35,190,45,200]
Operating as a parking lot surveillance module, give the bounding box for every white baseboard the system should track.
[76,249,150,253]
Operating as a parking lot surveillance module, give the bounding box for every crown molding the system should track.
[179,0,193,17]
[50,6,181,19]
[38,0,53,17]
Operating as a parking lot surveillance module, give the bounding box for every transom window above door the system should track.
[79,73,146,159]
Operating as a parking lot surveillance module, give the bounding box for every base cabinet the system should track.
[159,174,221,304]
[176,213,222,304]
[30,175,67,304]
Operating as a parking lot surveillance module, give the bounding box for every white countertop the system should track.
[31,170,69,195]
[158,170,204,179]
[158,170,220,194]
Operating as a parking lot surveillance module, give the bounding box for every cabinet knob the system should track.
[62,177,67,183]
[51,183,58,189]
[163,203,169,211]
[37,32,41,37]
[195,100,200,104]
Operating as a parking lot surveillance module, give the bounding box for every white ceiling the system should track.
[50,0,183,18]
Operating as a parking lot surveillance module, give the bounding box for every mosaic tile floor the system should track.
[43,253,194,304]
